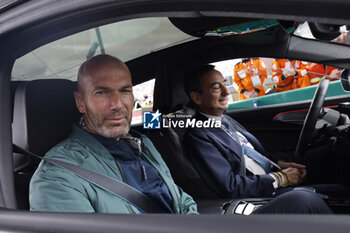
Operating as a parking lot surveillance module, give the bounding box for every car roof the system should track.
[1,0,350,57]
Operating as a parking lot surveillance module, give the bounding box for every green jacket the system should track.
[29,125,198,214]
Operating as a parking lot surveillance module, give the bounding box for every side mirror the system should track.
[340,69,350,91]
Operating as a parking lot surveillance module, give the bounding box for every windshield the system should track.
[12,17,197,81]
[212,57,347,110]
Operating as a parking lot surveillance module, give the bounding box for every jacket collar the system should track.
[194,112,243,158]
[71,124,116,161]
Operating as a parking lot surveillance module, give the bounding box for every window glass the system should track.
[131,79,155,125]
[213,58,348,110]
[12,17,196,81]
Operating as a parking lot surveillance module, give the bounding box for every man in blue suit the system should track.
[183,64,332,214]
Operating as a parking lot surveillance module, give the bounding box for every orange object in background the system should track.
[271,59,310,92]
[292,60,310,89]
[233,58,267,100]
[308,63,339,85]
[271,59,294,92]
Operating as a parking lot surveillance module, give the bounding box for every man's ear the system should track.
[189,91,202,105]
[73,91,86,114]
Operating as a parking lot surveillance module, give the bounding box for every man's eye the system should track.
[95,90,106,95]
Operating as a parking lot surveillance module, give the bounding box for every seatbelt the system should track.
[221,116,246,176]
[13,144,163,213]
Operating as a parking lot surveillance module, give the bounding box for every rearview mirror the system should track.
[340,69,350,91]
[308,22,341,41]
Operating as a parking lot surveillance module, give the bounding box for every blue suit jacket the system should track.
[184,112,275,198]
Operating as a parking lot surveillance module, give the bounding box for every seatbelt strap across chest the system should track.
[13,144,163,213]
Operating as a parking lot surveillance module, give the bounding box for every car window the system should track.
[131,79,155,125]
[213,58,348,110]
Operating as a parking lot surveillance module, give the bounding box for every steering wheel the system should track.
[295,78,330,158]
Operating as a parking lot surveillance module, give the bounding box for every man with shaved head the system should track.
[30,54,198,214]
[75,55,133,138]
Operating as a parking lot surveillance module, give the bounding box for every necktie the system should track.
[241,145,271,173]
[221,118,246,176]
[221,118,271,173]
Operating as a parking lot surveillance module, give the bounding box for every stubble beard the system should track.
[84,109,131,139]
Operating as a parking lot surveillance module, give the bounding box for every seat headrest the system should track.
[174,107,196,117]
[153,65,191,114]
[13,79,81,157]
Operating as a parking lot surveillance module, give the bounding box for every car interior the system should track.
[3,0,350,232]
[7,15,350,216]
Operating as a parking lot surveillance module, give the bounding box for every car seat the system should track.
[148,65,220,199]
[12,79,80,209]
